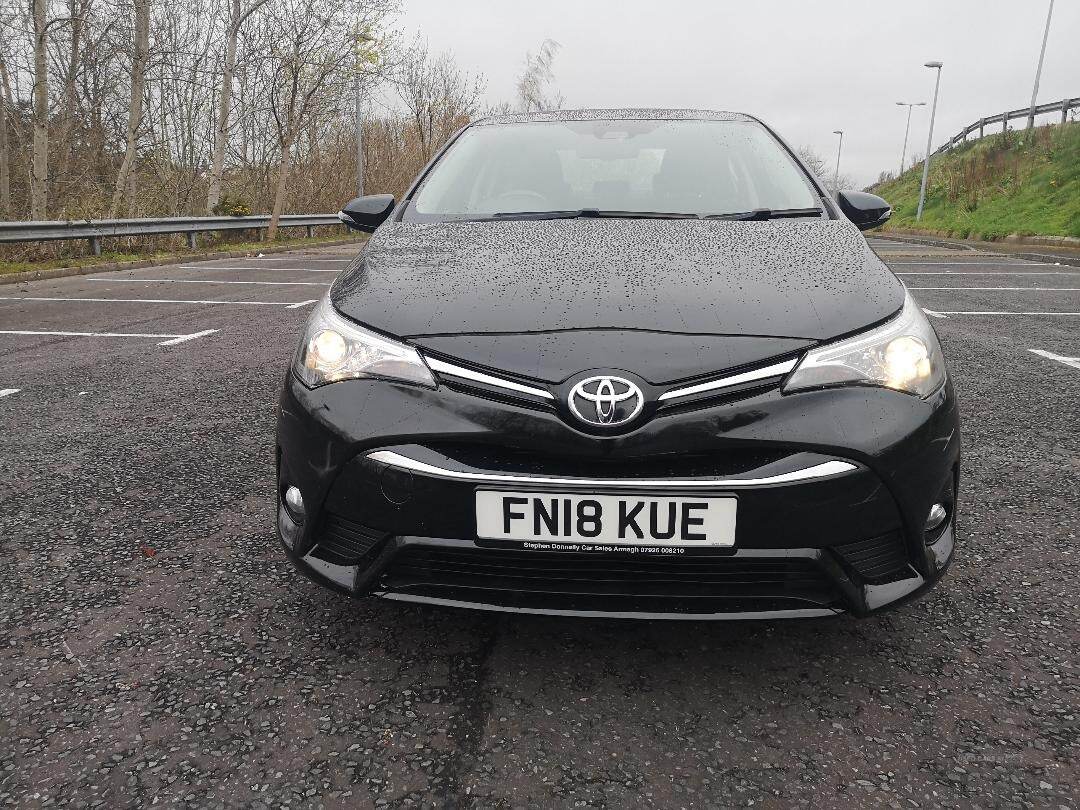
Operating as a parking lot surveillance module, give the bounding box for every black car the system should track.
[276,109,959,620]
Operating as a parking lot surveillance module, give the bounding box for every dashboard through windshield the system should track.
[403,119,823,223]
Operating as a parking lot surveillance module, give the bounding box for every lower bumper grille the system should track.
[833,532,910,583]
[380,545,841,615]
[309,512,387,566]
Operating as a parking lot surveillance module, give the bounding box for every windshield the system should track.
[405,119,821,222]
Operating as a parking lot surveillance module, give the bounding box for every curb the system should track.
[0,238,363,286]
[884,228,1080,250]
[873,234,987,253]
[875,232,1080,268]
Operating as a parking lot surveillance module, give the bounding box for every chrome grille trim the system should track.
[366,450,857,488]
[658,358,799,402]
[425,357,554,400]
[376,592,842,621]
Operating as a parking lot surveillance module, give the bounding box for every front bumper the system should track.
[276,371,960,619]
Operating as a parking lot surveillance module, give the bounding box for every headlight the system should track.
[294,295,436,389]
[782,291,945,398]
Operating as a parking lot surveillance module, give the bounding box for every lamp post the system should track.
[354,70,363,197]
[916,61,943,222]
[1027,0,1055,129]
[832,130,843,193]
[896,101,926,176]
[353,31,376,197]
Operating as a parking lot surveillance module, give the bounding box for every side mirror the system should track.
[836,190,891,231]
[337,194,395,233]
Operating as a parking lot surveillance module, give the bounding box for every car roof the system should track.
[471,108,756,126]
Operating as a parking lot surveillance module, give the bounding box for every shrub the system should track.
[212,195,253,217]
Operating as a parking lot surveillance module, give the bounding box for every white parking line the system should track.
[0,296,315,307]
[888,261,1058,267]
[177,271,339,278]
[1029,349,1080,371]
[158,329,220,346]
[931,311,1080,316]
[0,329,219,345]
[0,388,20,398]
[909,287,1080,291]
[87,278,331,287]
[897,271,1077,276]
[252,257,347,263]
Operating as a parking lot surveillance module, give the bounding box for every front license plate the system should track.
[475,490,737,547]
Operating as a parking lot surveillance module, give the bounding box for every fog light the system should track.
[278,504,301,549]
[284,486,305,523]
[925,503,948,532]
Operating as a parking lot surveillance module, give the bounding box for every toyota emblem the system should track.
[568,376,644,427]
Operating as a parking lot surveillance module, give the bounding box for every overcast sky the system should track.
[395,0,1079,188]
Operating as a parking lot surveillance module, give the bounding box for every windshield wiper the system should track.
[490,208,699,221]
[490,207,824,222]
[703,207,825,221]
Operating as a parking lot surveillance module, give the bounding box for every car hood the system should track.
[331,218,903,384]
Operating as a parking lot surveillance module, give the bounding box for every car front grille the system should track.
[379,545,841,615]
[419,441,795,480]
[309,512,388,566]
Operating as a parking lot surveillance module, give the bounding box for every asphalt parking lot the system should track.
[1,237,1077,809]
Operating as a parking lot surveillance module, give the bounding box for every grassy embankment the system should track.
[872,120,1080,240]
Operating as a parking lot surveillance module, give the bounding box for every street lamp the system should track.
[1027,0,1055,129]
[832,130,843,193]
[353,31,377,197]
[916,61,943,222]
[896,101,926,176]
[354,72,363,196]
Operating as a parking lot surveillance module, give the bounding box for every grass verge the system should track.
[0,233,363,277]
[873,121,1080,240]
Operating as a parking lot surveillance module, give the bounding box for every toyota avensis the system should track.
[276,109,959,620]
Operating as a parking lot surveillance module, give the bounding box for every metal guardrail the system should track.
[934,96,1079,156]
[0,214,343,255]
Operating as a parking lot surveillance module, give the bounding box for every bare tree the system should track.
[0,0,488,251]
[262,0,358,240]
[149,0,221,213]
[0,47,11,215]
[796,146,828,180]
[516,38,563,113]
[205,0,267,214]
[54,0,89,180]
[30,0,49,218]
[395,39,484,161]
[107,0,149,217]
[797,145,854,193]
